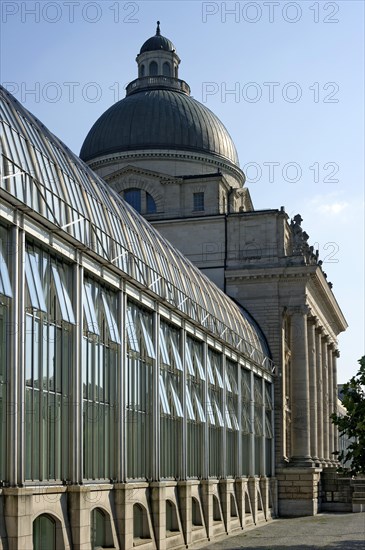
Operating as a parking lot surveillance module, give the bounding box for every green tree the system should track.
[331,356,365,476]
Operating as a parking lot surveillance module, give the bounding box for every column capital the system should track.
[321,334,331,344]
[287,304,310,317]
[307,314,319,327]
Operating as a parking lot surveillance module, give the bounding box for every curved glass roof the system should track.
[0,85,273,372]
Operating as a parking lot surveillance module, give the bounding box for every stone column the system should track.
[289,306,312,465]
[332,350,340,463]
[307,316,318,462]
[321,337,330,464]
[327,344,335,464]
[315,326,324,463]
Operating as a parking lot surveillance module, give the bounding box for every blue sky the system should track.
[1,0,364,381]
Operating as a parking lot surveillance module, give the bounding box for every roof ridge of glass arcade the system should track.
[0,85,273,372]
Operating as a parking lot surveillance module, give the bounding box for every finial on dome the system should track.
[156,21,161,35]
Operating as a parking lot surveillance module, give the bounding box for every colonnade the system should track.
[289,306,339,466]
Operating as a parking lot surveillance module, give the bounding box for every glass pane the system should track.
[140,317,155,358]
[0,246,12,297]
[83,283,99,335]
[51,265,75,324]
[101,293,120,344]
[159,375,170,415]
[126,308,139,352]
[33,515,56,550]
[159,328,170,365]
[124,188,141,213]
[146,192,156,214]
[25,252,47,312]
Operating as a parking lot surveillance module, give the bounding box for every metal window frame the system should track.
[169,380,183,418]
[159,327,170,365]
[101,292,120,344]
[51,264,75,324]
[83,282,99,335]
[159,374,170,415]
[206,393,215,425]
[0,247,12,298]
[206,354,215,385]
[194,390,206,423]
[126,307,140,352]
[185,384,195,421]
[185,342,195,376]
[140,316,155,358]
[25,251,47,312]
[170,336,183,371]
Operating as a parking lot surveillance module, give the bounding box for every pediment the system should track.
[104,164,173,185]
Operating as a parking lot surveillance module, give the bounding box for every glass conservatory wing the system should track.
[0,87,273,373]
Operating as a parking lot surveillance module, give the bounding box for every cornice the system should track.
[86,149,245,183]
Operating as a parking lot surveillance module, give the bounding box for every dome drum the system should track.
[126,76,190,96]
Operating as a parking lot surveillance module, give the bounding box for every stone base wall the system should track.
[276,468,322,516]
[320,470,365,513]
[0,477,276,549]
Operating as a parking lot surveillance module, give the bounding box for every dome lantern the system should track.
[136,21,181,81]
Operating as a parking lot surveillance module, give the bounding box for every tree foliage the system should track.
[331,356,365,476]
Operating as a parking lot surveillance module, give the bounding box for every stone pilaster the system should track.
[177,480,206,546]
[201,480,225,540]
[150,482,166,550]
[234,477,249,528]
[114,482,151,550]
[4,488,33,550]
[289,306,312,465]
[67,486,93,550]
[259,476,271,520]
[219,479,241,534]
[307,316,318,462]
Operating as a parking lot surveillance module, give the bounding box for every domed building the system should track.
[81,22,348,518]
[0,22,349,550]
[80,22,250,224]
